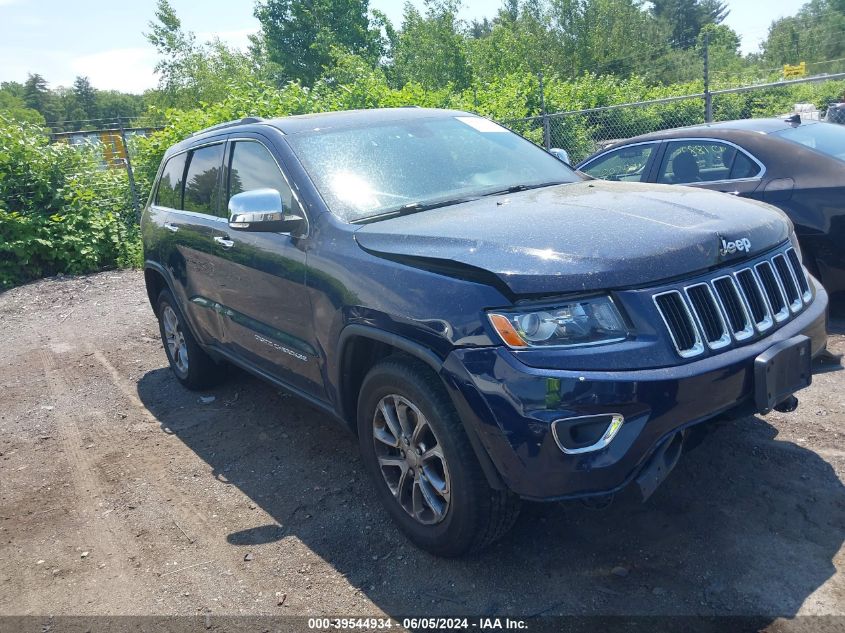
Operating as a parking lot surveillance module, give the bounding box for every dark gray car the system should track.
[578,118,845,296]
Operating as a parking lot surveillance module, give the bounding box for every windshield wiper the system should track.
[479,181,568,197]
[351,196,478,224]
[350,181,568,224]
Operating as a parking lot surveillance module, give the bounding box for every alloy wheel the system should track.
[162,305,189,375]
[372,394,451,525]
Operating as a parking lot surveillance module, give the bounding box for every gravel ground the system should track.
[0,270,843,628]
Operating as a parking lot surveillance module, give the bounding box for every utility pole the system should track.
[118,119,141,222]
[703,31,713,123]
[539,72,551,150]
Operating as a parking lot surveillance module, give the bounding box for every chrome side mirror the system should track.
[549,148,571,165]
[228,188,304,233]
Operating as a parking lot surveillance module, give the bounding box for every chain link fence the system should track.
[502,73,845,164]
[48,117,164,220]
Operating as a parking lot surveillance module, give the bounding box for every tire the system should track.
[357,356,520,557]
[156,289,225,391]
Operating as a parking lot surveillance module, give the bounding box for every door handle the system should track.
[214,235,235,249]
[164,222,179,233]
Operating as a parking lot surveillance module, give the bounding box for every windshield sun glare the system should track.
[288,115,580,222]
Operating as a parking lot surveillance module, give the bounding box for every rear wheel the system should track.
[156,289,225,390]
[357,357,520,556]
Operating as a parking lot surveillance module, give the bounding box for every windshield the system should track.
[771,122,845,163]
[286,115,580,222]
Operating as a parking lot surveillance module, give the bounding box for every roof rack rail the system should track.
[191,117,265,136]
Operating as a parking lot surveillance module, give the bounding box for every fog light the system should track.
[552,413,625,455]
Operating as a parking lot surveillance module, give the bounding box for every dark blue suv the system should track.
[141,108,829,556]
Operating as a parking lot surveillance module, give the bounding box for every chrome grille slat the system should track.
[653,291,704,358]
[653,245,813,358]
[685,283,730,349]
[711,275,754,341]
[786,248,812,303]
[755,260,789,322]
[773,254,802,313]
[734,268,773,332]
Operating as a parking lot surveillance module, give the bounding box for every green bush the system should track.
[0,118,141,289]
[5,67,845,291]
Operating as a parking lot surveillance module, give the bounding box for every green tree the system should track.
[468,1,560,79]
[23,74,51,114]
[762,0,845,72]
[392,1,472,90]
[651,0,728,48]
[254,0,383,86]
[72,76,98,120]
[23,73,62,126]
[145,0,261,107]
[0,92,45,125]
[0,82,45,124]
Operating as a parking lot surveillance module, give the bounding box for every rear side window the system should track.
[226,141,301,214]
[184,144,225,215]
[155,153,187,208]
[656,140,761,184]
[581,144,655,182]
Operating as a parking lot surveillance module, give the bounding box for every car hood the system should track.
[353,181,791,295]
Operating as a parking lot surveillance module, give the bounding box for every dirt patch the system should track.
[0,271,843,623]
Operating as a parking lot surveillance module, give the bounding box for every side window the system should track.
[155,153,187,209]
[183,143,225,215]
[226,141,302,215]
[581,144,655,182]
[730,151,763,180]
[657,140,761,185]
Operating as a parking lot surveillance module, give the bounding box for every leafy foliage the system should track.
[0,118,141,289]
[254,0,384,86]
[763,0,845,73]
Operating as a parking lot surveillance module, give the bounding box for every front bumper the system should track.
[442,280,828,501]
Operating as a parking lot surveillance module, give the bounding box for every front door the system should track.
[211,134,324,399]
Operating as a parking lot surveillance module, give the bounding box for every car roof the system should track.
[265,107,471,134]
[166,107,476,155]
[617,117,820,144]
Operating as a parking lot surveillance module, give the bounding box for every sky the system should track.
[0,0,811,94]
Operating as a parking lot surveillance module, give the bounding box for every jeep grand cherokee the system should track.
[141,108,828,556]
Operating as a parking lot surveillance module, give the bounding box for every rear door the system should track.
[211,134,324,399]
[156,143,227,344]
[653,139,764,197]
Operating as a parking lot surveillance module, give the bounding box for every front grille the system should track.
[653,246,813,358]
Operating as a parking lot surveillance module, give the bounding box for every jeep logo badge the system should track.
[720,237,752,257]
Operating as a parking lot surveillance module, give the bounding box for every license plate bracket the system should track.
[754,335,812,414]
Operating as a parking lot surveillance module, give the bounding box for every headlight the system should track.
[488,296,628,349]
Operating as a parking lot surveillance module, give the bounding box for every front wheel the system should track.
[357,357,520,556]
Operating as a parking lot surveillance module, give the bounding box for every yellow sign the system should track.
[784,62,807,79]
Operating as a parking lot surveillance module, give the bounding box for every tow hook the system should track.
[636,432,684,502]
[774,395,799,413]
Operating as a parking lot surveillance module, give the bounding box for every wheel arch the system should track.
[336,325,505,490]
[336,325,443,428]
[144,261,174,317]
